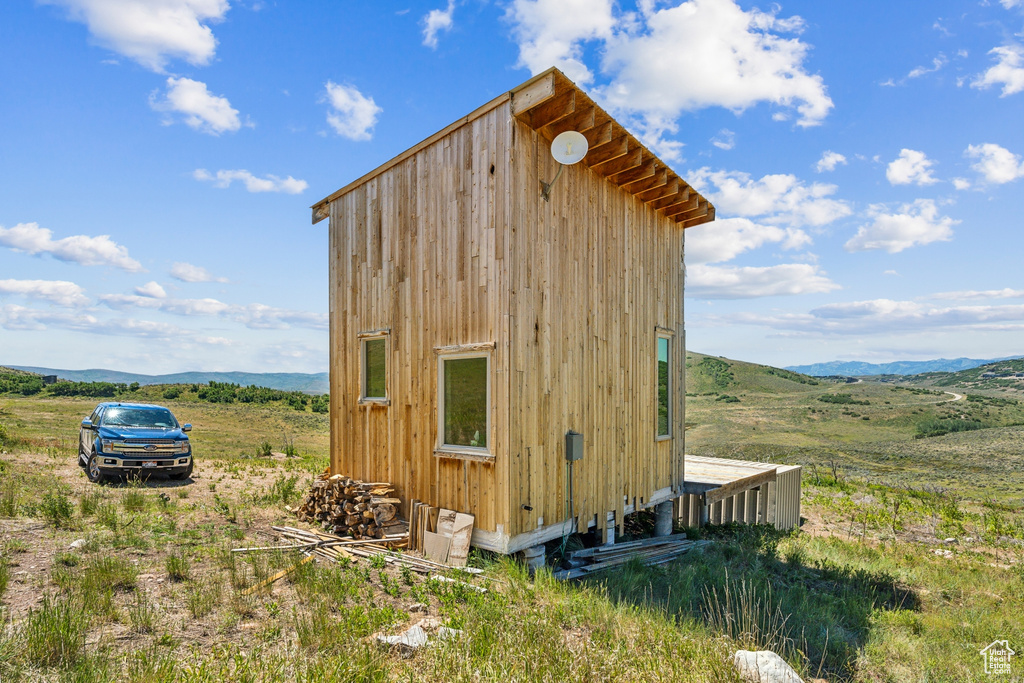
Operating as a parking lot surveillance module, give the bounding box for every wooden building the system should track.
[311,68,715,554]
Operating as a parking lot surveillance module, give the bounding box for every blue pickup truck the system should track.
[78,402,193,483]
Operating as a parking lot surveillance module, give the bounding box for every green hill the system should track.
[685,351,822,397]
[901,358,1024,395]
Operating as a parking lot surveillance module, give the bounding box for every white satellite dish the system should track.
[551,131,589,165]
[541,131,589,201]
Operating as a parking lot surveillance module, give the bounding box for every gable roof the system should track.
[312,67,714,229]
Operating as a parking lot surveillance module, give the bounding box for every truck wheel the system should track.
[86,451,106,484]
[168,459,194,481]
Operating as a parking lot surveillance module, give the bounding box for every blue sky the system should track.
[2,0,1023,374]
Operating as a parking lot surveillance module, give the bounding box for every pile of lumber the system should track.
[553,536,710,580]
[409,501,474,567]
[289,472,404,539]
[271,526,483,582]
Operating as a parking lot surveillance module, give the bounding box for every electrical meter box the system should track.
[565,430,584,462]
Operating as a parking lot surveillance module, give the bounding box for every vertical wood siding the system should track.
[506,119,685,540]
[329,105,512,533]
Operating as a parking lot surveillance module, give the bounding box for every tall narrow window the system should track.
[657,335,671,438]
[439,353,489,450]
[362,337,387,400]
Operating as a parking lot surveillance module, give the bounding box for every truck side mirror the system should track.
[81,419,93,429]
[182,424,192,432]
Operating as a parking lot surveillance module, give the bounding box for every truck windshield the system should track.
[102,407,178,429]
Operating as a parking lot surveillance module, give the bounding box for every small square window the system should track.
[362,337,387,400]
[438,353,489,451]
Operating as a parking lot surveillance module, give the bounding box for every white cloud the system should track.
[710,129,735,150]
[99,293,328,330]
[815,151,846,173]
[0,304,236,344]
[1001,0,1023,8]
[930,288,1024,300]
[323,81,381,141]
[972,44,1024,97]
[908,54,947,79]
[844,199,957,253]
[687,263,839,299]
[507,0,832,157]
[0,222,144,272]
[41,0,229,72]
[507,0,616,84]
[150,77,241,135]
[169,262,227,283]
[600,0,833,133]
[193,168,308,194]
[724,299,1024,336]
[685,217,810,265]
[134,281,167,298]
[951,177,971,190]
[0,279,89,307]
[965,143,1024,184]
[423,0,455,49]
[886,149,938,186]
[688,168,851,227]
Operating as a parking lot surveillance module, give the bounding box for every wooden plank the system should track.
[510,71,557,115]
[585,135,629,167]
[590,148,643,177]
[673,199,709,222]
[542,105,596,138]
[650,189,690,212]
[622,169,667,193]
[704,469,777,506]
[581,121,613,149]
[638,179,678,203]
[664,196,699,217]
[526,89,576,129]
[433,341,496,354]
[242,554,315,596]
[423,530,451,564]
[447,513,475,567]
[609,161,656,187]
[680,207,715,228]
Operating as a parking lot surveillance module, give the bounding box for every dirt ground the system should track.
[0,448,434,656]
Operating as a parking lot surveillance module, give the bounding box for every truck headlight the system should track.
[176,441,190,453]
[100,439,117,452]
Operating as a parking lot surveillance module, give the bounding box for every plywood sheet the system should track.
[447,513,475,567]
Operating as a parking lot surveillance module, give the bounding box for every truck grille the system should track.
[111,441,185,454]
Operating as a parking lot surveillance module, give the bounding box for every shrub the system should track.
[40,492,75,529]
[818,393,870,406]
[915,418,985,439]
[166,551,191,582]
[162,386,181,400]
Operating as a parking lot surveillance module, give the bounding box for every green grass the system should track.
[165,550,191,581]
[18,594,89,668]
[1,369,1022,681]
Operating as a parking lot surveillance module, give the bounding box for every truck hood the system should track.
[96,426,189,440]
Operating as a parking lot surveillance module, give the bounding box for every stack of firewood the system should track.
[290,472,403,539]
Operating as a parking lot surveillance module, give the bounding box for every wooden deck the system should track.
[677,455,801,530]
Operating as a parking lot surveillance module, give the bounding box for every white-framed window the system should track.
[656,332,671,439]
[359,331,389,404]
[436,347,492,460]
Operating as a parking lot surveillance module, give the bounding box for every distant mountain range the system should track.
[5,366,329,394]
[785,356,1023,377]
